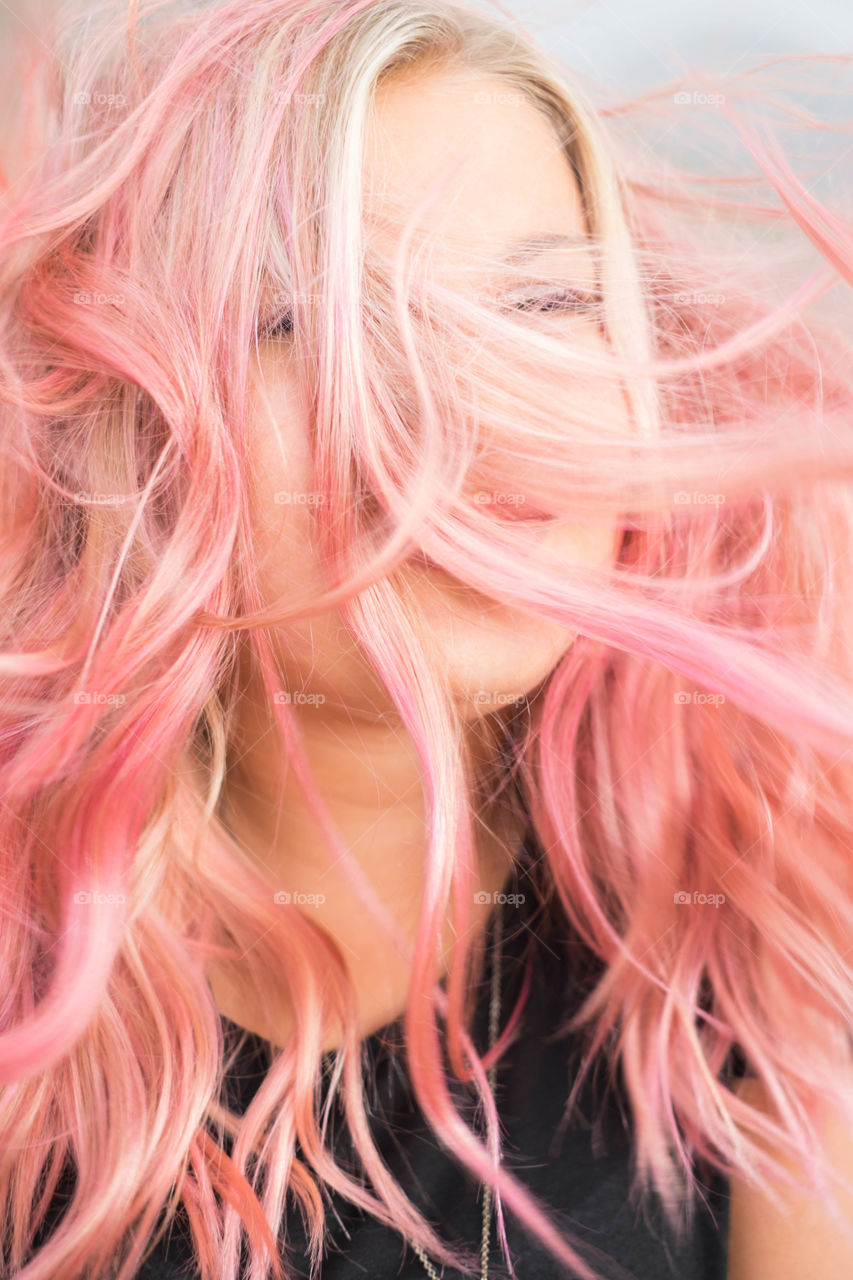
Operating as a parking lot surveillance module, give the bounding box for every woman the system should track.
[1,0,852,1277]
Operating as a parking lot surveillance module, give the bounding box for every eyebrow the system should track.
[501,232,591,264]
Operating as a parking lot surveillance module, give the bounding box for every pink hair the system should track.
[1,1,853,1277]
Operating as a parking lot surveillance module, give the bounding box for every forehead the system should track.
[362,63,588,275]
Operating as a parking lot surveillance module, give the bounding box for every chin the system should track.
[398,550,581,711]
[453,627,578,718]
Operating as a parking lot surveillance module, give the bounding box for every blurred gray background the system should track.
[2,0,852,88]
[494,0,852,94]
[1,0,850,195]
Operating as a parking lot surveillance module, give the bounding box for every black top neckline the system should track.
[216,830,557,1068]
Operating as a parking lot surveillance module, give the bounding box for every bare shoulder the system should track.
[726,1072,853,1280]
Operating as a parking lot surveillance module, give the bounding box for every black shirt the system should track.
[133,848,731,1280]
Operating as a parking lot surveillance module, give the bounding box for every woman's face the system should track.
[246,64,627,722]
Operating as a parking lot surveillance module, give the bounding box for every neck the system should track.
[202,655,525,1051]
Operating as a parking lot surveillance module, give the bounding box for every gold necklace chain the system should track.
[409,900,504,1280]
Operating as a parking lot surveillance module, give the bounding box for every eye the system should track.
[505,287,603,314]
[265,310,293,336]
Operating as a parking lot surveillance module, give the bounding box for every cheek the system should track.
[536,510,624,572]
[247,350,321,596]
[245,353,397,712]
[247,358,330,668]
[243,341,626,714]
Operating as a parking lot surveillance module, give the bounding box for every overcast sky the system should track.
[3,0,851,81]
[469,0,852,198]
[3,0,852,60]
[494,0,852,91]
[2,0,850,182]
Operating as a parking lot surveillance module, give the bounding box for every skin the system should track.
[203,61,853,1280]
[728,1074,853,1280]
[206,63,626,1050]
